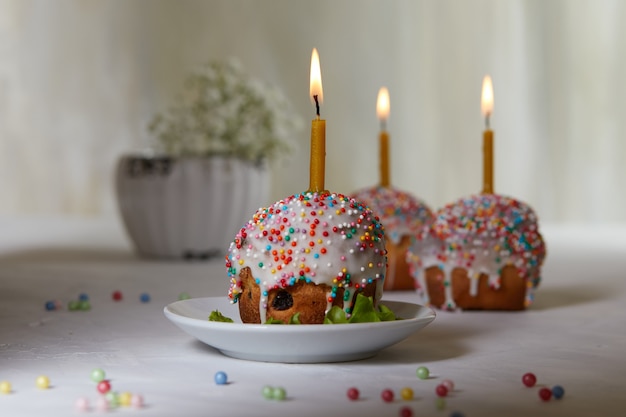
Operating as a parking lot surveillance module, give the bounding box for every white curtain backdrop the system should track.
[0,0,625,224]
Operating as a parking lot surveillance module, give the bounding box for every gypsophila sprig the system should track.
[149,59,303,162]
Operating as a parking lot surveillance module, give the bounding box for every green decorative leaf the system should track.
[208,310,234,323]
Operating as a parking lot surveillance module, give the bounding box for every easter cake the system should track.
[406,193,546,310]
[352,186,433,291]
[225,191,388,324]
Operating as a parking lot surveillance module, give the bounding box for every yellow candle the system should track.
[377,87,390,187]
[308,48,326,194]
[481,75,494,194]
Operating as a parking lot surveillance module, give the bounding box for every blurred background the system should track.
[1,0,625,224]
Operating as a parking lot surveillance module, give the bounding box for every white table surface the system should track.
[1,215,625,417]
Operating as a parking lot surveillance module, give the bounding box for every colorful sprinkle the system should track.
[436,384,449,397]
[262,385,274,400]
[400,387,414,400]
[435,397,446,410]
[347,387,360,401]
[130,394,144,408]
[399,406,414,417]
[119,391,132,407]
[90,368,106,383]
[140,292,151,303]
[0,381,11,394]
[214,371,228,385]
[272,387,287,401]
[522,372,537,387]
[97,380,111,394]
[416,366,430,380]
[552,385,565,399]
[538,387,552,401]
[381,389,394,403]
[112,290,123,301]
[441,379,455,391]
[35,375,50,389]
[225,192,387,323]
[74,397,89,411]
[408,194,546,309]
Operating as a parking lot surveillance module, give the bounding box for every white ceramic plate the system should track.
[164,296,436,363]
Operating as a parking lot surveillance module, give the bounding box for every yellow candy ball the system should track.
[35,375,50,389]
[119,391,133,407]
[0,381,12,394]
[400,387,414,400]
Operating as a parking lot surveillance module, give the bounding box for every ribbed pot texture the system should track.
[115,155,269,259]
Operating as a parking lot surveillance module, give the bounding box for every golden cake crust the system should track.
[423,264,526,310]
[236,267,379,324]
[383,235,415,291]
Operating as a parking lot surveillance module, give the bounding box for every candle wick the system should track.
[313,95,320,117]
[380,120,387,132]
[485,114,491,130]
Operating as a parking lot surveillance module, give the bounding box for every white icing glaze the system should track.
[226,192,387,322]
[407,194,546,309]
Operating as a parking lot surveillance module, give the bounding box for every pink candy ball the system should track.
[74,397,89,411]
[441,379,455,391]
[131,394,144,408]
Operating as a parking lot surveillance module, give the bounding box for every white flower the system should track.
[149,58,304,162]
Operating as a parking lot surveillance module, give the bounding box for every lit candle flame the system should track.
[376,87,390,123]
[481,75,494,119]
[310,48,323,115]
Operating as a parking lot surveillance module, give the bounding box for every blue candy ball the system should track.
[552,385,565,399]
[214,371,228,385]
[78,293,89,301]
[140,293,151,303]
[45,301,56,311]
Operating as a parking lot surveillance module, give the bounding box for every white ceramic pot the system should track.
[115,154,269,259]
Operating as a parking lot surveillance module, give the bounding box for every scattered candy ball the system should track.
[75,397,89,411]
[272,386,287,401]
[97,380,111,394]
[399,406,414,417]
[214,371,228,385]
[78,300,91,311]
[400,387,413,401]
[95,397,109,411]
[416,366,430,380]
[90,368,106,383]
[112,290,123,301]
[435,397,446,410]
[130,394,144,409]
[449,412,465,417]
[522,372,537,387]
[0,380,12,394]
[381,389,394,403]
[441,379,455,391]
[552,385,565,399]
[178,292,191,300]
[538,387,552,401]
[78,293,89,302]
[347,387,360,401]
[105,391,119,408]
[436,384,449,397]
[140,292,151,303]
[119,391,132,407]
[68,300,80,311]
[45,301,56,311]
[262,385,274,400]
[35,375,50,389]
[261,385,288,401]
